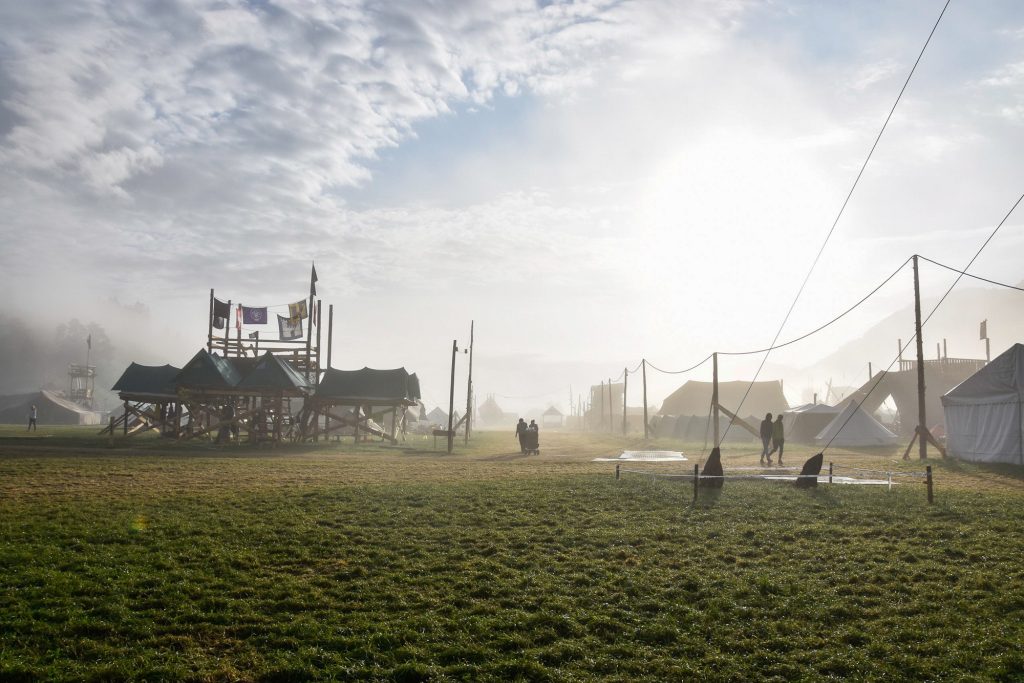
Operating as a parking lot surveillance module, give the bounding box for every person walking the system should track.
[759,413,773,464]
[768,414,785,466]
[27,404,37,431]
[515,418,528,454]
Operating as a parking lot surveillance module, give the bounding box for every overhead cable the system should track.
[722,0,952,440]
[823,194,1024,451]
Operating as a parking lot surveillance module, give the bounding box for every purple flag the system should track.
[242,306,268,325]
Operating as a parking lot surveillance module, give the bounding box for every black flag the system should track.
[310,263,318,296]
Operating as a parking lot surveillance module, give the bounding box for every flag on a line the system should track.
[310,263,318,296]
[278,314,303,340]
[212,298,230,330]
[288,300,308,320]
[242,306,267,325]
[248,331,259,340]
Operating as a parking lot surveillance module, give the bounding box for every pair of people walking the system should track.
[515,418,539,454]
[759,413,784,465]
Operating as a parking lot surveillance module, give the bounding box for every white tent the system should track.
[941,343,1024,464]
[815,402,899,447]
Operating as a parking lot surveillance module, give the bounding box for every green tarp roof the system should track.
[112,363,181,397]
[175,349,242,389]
[318,367,421,403]
[236,352,311,392]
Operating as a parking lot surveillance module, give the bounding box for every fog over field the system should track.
[2,1,1023,413]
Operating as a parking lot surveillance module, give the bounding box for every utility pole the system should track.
[712,352,720,448]
[913,254,928,460]
[642,359,649,440]
[448,339,457,454]
[607,378,613,434]
[622,367,628,436]
[465,321,474,446]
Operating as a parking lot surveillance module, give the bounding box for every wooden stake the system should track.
[615,464,620,480]
[693,463,699,504]
[926,465,933,504]
[828,461,833,484]
[108,415,115,448]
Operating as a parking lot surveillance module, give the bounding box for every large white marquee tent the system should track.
[941,343,1024,465]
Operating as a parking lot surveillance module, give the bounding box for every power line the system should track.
[823,194,1024,452]
[641,256,911,375]
[722,0,952,440]
[917,255,1024,292]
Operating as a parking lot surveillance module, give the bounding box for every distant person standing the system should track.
[528,419,538,433]
[515,418,528,454]
[27,404,37,431]
[768,414,785,465]
[759,413,773,465]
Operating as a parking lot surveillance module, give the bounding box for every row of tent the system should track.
[113,348,421,404]
[652,401,899,447]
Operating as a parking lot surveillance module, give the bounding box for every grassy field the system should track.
[1,427,1023,681]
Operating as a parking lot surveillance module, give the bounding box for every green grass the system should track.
[1,431,1023,680]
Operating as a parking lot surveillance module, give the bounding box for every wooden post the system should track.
[353,404,359,446]
[315,300,322,379]
[868,362,872,381]
[622,367,628,436]
[207,289,214,353]
[642,359,649,440]
[305,293,315,381]
[936,342,941,360]
[224,300,231,356]
[712,352,720,448]
[615,464,620,480]
[828,461,833,484]
[693,463,699,503]
[600,380,605,432]
[926,465,933,504]
[448,339,457,454]
[985,338,991,362]
[327,304,334,370]
[465,321,474,446]
[123,400,129,436]
[236,302,242,355]
[254,331,259,356]
[898,338,903,363]
[607,378,613,434]
[943,338,947,359]
[913,255,928,460]
[108,415,115,448]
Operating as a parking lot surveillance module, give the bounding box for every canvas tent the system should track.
[815,402,899,447]
[784,403,842,443]
[660,380,788,420]
[942,343,1024,464]
[0,390,103,425]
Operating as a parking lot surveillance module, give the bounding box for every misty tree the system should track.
[0,315,47,395]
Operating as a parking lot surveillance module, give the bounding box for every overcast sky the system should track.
[2,0,1023,412]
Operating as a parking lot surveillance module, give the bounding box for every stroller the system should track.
[521,428,540,455]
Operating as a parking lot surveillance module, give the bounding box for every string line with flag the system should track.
[278,314,303,340]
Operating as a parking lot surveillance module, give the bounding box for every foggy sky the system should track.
[2,0,1023,414]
